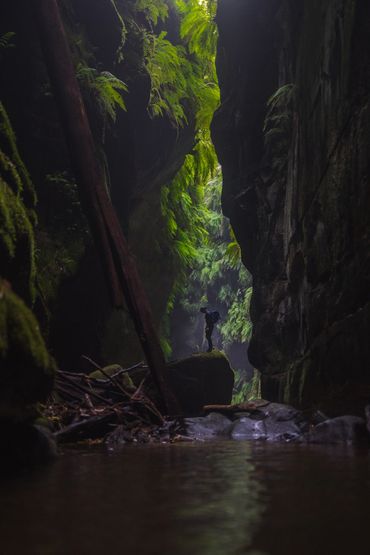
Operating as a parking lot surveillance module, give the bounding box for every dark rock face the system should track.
[212,0,370,410]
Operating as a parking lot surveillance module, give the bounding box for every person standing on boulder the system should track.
[200,307,220,352]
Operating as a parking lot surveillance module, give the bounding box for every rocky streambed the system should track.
[181,401,370,446]
[105,401,370,450]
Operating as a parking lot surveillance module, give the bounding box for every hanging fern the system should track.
[177,0,217,61]
[110,0,128,63]
[145,31,189,127]
[76,64,128,123]
[0,32,16,54]
[0,103,37,304]
[135,0,169,25]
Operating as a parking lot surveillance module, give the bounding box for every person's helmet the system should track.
[200,307,208,313]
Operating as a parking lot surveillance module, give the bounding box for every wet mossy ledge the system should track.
[0,281,56,468]
[0,280,55,421]
[0,103,55,422]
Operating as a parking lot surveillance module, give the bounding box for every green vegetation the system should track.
[0,280,55,421]
[123,1,254,377]
[76,65,128,124]
[232,369,261,404]
[0,102,55,419]
[0,102,37,304]
[0,31,16,60]
[0,1,254,405]
[35,172,89,310]
[174,171,253,348]
[144,0,219,130]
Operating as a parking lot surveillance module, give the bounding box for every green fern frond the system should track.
[264,83,296,165]
[0,32,16,51]
[267,83,295,108]
[0,104,37,303]
[135,0,168,25]
[76,64,128,123]
[177,0,217,59]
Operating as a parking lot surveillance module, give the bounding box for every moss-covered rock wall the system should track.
[212,0,370,412]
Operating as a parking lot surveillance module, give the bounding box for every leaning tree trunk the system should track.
[32,0,178,415]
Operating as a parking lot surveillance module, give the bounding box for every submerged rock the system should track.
[182,401,370,445]
[183,401,307,442]
[304,416,369,445]
[230,401,307,442]
[167,351,234,415]
[184,412,233,440]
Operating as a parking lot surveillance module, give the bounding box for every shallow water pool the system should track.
[1,441,369,554]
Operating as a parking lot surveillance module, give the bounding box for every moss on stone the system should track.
[0,103,37,304]
[0,176,36,303]
[0,280,55,422]
[0,101,37,211]
[89,364,135,391]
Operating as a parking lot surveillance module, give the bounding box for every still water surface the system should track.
[1,441,369,554]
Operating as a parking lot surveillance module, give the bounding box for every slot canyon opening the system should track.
[0,1,369,554]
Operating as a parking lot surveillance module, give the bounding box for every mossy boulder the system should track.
[0,280,55,422]
[167,351,234,415]
[89,364,135,392]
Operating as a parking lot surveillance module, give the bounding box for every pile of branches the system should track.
[45,359,178,446]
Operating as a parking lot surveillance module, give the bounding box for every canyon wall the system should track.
[0,1,195,370]
[212,0,370,411]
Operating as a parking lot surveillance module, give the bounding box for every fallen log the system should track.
[32,0,179,416]
[55,413,118,443]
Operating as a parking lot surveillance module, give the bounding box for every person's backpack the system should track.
[210,311,220,324]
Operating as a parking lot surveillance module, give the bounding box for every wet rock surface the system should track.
[213,0,370,411]
[182,402,370,445]
[184,412,233,440]
[304,416,369,446]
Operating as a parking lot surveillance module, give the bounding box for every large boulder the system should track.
[167,351,234,415]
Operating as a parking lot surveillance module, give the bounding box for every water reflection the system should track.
[158,442,266,555]
[0,442,265,555]
[0,441,369,554]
